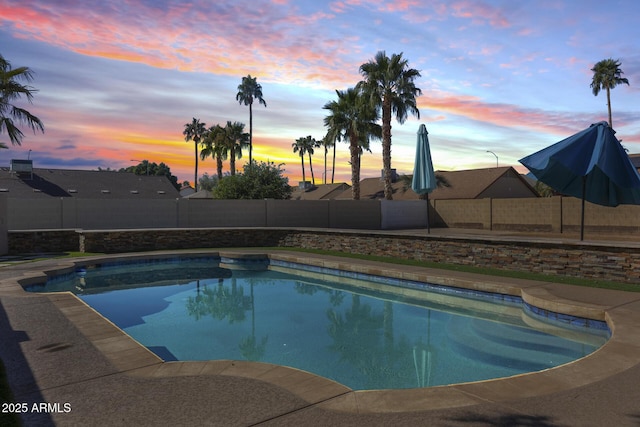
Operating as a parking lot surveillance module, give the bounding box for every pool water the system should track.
[29,257,609,391]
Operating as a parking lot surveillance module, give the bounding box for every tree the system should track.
[183,118,207,191]
[320,133,335,184]
[198,172,219,192]
[200,124,227,179]
[213,161,292,199]
[0,54,44,146]
[293,135,318,185]
[120,160,180,190]
[590,58,630,128]
[292,136,309,184]
[358,51,422,200]
[399,173,451,199]
[223,121,249,176]
[236,75,267,165]
[323,87,381,199]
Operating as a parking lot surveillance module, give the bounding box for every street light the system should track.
[486,150,498,168]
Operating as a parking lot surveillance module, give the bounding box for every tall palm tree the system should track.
[320,133,335,184]
[0,54,44,146]
[292,136,309,184]
[358,51,422,200]
[236,75,267,165]
[299,135,317,185]
[323,87,381,200]
[224,121,249,176]
[590,58,630,128]
[200,124,227,180]
[183,118,206,191]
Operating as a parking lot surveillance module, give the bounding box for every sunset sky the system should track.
[1,0,638,186]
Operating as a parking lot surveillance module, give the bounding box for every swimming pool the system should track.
[27,254,609,391]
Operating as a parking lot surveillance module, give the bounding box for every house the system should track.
[336,166,539,200]
[0,161,180,199]
[629,154,640,174]
[179,183,195,197]
[290,183,351,200]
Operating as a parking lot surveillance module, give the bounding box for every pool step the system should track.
[446,317,577,371]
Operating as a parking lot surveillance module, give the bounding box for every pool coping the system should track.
[2,249,640,418]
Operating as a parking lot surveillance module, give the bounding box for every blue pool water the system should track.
[28,256,610,391]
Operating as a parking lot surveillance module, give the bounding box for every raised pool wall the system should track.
[9,228,640,285]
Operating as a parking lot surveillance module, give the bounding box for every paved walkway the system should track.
[1,231,640,426]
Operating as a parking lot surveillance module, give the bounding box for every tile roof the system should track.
[290,183,351,200]
[335,166,538,200]
[0,167,179,199]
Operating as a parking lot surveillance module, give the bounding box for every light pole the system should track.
[486,150,498,168]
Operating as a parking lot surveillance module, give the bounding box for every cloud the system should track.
[1,0,363,90]
[449,0,512,28]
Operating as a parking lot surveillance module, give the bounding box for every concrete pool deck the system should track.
[1,233,640,426]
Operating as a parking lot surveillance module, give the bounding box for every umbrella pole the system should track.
[581,177,586,241]
[426,193,430,234]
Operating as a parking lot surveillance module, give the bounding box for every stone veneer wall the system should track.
[9,229,79,253]
[63,228,640,285]
[8,228,639,284]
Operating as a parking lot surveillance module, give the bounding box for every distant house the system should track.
[0,162,180,199]
[183,189,214,199]
[629,153,640,174]
[336,166,538,200]
[179,183,195,197]
[290,183,351,200]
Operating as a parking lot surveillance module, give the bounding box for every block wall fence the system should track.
[6,196,640,234]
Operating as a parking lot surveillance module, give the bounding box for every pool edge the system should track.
[5,249,640,414]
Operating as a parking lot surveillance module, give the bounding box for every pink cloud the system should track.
[1,1,360,90]
[449,0,511,28]
[380,0,421,12]
[420,93,601,136]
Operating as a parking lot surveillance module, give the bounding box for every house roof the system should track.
[0,167,179,199]
[336,166,538,200]
[290,183,351,200]
[183,189,214,199]
[629,153,640,171]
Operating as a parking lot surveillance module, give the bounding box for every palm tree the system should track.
[300,135,318,185]
[183,118,206,191]
[236,75,267,165]
[323,87,381,200]
[590,58,630,128]
[320,133,335,184]
[224,121,249,176]
[292,136,308,184]
[358,51,422,200]
[200,124,227,179]
[399,173,451,199]
[0,54,44,146]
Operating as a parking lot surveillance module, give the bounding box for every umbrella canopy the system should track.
[412,124,437,195]
[519,121,640,239]
[519,121,640,206]
[412,124,437,232]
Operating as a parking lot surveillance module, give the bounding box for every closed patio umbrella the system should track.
[519,121,640,240]
[412,124,437,233]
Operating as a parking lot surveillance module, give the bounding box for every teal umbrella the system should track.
[519,121,640,240]
[412,124,437,233]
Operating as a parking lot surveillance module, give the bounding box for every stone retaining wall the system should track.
[69,229,640,284]
[9,229,79,253]
[9,228,639,284]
